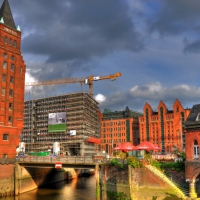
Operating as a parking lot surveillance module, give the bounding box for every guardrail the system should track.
[17,155,108,164]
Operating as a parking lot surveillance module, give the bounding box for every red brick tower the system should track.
[0,0,26,160]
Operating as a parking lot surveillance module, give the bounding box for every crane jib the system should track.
[93,76,100,81]
[25,72,121,97]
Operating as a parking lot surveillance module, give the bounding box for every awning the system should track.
[85,137,101,144]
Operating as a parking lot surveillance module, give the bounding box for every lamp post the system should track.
[21,147,24,155]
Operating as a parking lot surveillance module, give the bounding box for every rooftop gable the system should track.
[0,0,16,29]
[185,104,200,129]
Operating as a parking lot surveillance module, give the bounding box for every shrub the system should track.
[119,151,127,159]
[151,159,162,170]
[106,190,129,200]
[161,161,185,172]
[127,156,143,168]
[110,158,124,169]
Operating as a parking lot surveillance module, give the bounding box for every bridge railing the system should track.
[17,155,108,164]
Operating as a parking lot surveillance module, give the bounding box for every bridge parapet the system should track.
[17,155,107,170]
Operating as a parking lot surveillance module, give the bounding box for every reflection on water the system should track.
[1,176,96,200]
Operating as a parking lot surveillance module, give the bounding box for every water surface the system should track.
[1,176,96,200]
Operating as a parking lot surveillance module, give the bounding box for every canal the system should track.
[1,176,96,200]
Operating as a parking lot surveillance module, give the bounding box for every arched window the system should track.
[194,140,199,159]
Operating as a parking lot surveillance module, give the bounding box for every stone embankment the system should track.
[101,164,191,200]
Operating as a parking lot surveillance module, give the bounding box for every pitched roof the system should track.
[184,104,200,129]
[0,0,16,29]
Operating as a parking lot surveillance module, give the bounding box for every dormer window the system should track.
[196,113,200,121]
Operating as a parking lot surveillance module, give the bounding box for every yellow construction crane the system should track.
[25,72,121,97]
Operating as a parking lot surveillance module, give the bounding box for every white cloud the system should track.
[25,72,38,91]
[97,82,200,112]
[95,93,106,103]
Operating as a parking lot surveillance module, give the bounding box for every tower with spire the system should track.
[0,0,26,161]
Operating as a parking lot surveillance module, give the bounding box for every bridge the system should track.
[17,155,105,168]
[16,155,104,200]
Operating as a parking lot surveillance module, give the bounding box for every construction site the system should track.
[21,72,121,156]
[22,92,101,156]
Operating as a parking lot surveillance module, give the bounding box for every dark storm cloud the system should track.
[183,39,200,54]
[10,0,144,63]
[147,0,200,35]
[26,58,97,82]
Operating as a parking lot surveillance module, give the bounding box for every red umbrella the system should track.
[153,146,161,151]
[113,142,137,151]
[136,141,160,150]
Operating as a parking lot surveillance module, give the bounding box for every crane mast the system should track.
[25,72,121,97]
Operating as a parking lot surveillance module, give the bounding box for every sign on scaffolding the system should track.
[48,112,66,132]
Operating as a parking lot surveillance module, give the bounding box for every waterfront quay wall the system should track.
[0,163,15,197]
[101,165,185,200]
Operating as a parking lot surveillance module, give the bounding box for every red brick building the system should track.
[0,0,26,161]
[139,99,190,153]
[100,106,142,155]
[184,104,200,198]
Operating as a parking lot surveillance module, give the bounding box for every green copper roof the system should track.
[0,0,16,29]
[102,106,143,120]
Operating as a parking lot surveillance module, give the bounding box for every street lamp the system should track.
[21,147,24,155]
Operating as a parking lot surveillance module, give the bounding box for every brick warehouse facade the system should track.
[100,106,142,155]
[139,99,190,153]
[0,0,26,161]
[184,104,200,198]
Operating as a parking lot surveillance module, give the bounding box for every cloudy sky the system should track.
[7,0,200,112]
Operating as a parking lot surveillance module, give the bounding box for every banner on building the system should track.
[48,112,66,132]
[70,130,76,136]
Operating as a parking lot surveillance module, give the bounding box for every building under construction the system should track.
[21,92,100,156]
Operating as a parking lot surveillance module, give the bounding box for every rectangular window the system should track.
[11,56,15,60]
[9,103,12,110]
[8,116,12,123]
[4,37,7,43]
[3,134,8,140]
[2,74,6,81]
[10,64,14,71]
[9,38,12,45]
[13,41,16,47]
[3,61,7,69]
[9,89,13,97]
[10,77,14,84]
[3,154,7,158]
[2,88,5,96]
[3,53,7,58]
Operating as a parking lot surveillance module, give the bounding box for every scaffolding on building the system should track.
[22,92,100,156]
